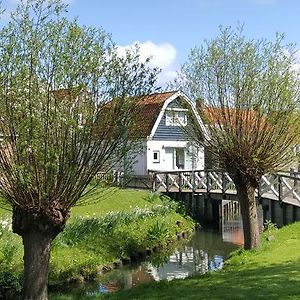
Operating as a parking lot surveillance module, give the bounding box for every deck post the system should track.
[155,170,300,227]
[166,173,169,193]
[192,170,196,194]
[178,172,182,193]
[278,175,282,206]
[152,172,156,192]
[293,205,297,222]
[257,178,262,204]
[221,171,226,199]
[206,171,210,194]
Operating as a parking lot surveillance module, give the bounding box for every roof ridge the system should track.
[147,90,178,96]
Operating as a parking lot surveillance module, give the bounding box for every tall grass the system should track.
[0,190,194,296]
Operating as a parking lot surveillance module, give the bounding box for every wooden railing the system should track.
[149,169,300,207]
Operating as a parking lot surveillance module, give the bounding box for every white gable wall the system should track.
[147,140,204,172]
[129,92,206,175]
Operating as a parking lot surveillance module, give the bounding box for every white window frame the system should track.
[165,108,188,127]
[153,150,160,163]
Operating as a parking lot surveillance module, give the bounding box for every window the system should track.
[165,109,187,126]
[175,148,185,169]
[153,150,160,163]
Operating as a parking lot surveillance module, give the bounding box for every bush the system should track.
[147,221,170,245]
[0,195,195,291]
[0,219,23,297]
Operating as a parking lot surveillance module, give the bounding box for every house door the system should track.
[175,148,185,170]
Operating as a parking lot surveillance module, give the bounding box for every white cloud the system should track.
[117,41,178,87]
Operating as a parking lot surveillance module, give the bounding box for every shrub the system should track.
[147,221,170,246]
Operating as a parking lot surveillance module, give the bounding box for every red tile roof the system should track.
[134,91,176,138]
[95,91,177,139]
[197,103,269,134]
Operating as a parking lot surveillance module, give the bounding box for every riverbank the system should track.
[94,221,300,299]
[0,188,194,298]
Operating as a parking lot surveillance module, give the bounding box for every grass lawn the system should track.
[70,188,153,218]
[0,187,153,220]
[95,221,300,300]
[0,187,194,298]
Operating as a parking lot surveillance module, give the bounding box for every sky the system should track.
[2,0,300,86]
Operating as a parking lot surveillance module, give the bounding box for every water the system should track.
[60,206,243,296]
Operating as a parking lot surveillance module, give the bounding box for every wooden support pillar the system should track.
[195,194,201,219]
[270,199,275,224]
[256,201,264,232]
[284,203,293,225]
[293,205,297,222]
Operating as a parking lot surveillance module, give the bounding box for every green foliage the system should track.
[174,25,300,178]
[56,202,184,248]
[147,221,170,244]
[0,0,159,213]
[1,239,18,264]
[75,221,300,300]
[0,189,194,292]
[51,203,193,282]
[0,221,23,297]
[0,219,21,265]
[263,220,278,234]
[146,191,162,203]
[0,268,22,295]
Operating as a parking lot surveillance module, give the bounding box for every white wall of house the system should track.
[147,140,204,172]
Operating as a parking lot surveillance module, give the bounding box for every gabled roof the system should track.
[93,90,207,140]
[201,106,259,123]
[136,91,177,138]
[198,103,266,128]
[92,91,178,139]
[147,91,207,140]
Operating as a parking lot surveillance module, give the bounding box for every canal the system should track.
[56,201,243,297]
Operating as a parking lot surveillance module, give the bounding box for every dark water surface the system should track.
[59,208,243,296]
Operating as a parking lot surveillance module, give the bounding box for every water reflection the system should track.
[222,200,244,245]
[58,200,244,297]
[145,227,239,283]
[81,227,240,297]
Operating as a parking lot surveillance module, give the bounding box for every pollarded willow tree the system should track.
[173,26,300,250]
[0,1,159,299]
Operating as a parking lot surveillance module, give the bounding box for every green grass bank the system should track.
[0,188,194,297]
[97,221,300,300]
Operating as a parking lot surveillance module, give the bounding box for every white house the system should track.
[130,91,205,175]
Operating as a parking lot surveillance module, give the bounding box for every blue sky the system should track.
[2,0,300,86]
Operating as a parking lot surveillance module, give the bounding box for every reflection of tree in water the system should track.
[194,249,209,274]
[70,228,240,297]
[147,246,176,268]
[147,241,227,281]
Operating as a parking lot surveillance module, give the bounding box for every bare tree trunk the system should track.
[235,181,260,250]
[22,230,53,300]
[12,207,66,300]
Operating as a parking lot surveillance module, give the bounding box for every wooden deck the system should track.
[151,169,300,208]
